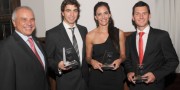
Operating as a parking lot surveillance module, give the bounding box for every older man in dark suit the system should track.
[0,6,49,90]
[124,1,179,90]
[45,0,89,90]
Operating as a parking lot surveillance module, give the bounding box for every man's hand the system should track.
[58,61,70,70]
[127,72,136,84]
[142,72,156,84]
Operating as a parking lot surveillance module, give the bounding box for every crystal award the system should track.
[101,51,114,70]
[133,64,147,83]
[63,47,78,69]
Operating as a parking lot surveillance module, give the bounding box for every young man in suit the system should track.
[124,1,179,90]
[45,0,89,90]
[0,6,49,90]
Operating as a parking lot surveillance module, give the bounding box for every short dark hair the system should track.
[61,0,80,12]
[60,0,80,21]
[132,1,151,15]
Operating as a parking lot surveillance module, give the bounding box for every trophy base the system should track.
[101,64,114,70]
[133,76,147,83]
[64,60,78,69]
[134,79,148,83]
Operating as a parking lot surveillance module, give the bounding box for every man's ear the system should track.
[61,12,64,17]
[132,16,135,21]
[12,20,16,27]
[149,14,151,19]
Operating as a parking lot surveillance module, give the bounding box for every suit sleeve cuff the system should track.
[58,68,62,75]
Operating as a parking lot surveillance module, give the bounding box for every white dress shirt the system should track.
[136,25,150,55]
[63,21,83,65]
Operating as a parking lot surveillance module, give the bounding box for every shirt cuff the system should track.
[58,68,62,75]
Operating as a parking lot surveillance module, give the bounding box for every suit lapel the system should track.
[77,25,86,60]
[58,23,72,47]
[132,32,139,64]
[77,25,85,41]
[13,32,37,59]
[32,36,47,71]
[143,28,154,64]
[13,32,45,71]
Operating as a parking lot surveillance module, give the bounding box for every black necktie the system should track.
[69,27,80,58]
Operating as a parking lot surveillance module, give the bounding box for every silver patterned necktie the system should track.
[69,27,80,58]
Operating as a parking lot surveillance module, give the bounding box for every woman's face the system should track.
[95,6,111,26]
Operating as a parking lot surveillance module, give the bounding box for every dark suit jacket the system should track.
[124,27,179,90]
[0,32,49,90]
[46,23,89,90]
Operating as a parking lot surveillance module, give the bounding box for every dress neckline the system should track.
[93,36,109,45]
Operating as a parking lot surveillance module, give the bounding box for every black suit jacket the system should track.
[0,32,49,90]
[124,27,179,90]
[46,23,89,90]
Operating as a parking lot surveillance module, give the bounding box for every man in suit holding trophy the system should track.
[124,1,179,90]
[45,0,89,90]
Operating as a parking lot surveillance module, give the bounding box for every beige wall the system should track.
[20,0,156,37]
[21,0,46,37]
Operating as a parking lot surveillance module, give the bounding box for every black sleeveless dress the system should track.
[89,36,125,90]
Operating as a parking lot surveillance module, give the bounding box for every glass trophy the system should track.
[63,47,78,69]
[133,64,147,83]
[101,51,114,70]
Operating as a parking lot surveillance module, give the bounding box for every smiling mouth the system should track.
[25,26,34,30]
[101,19,108,22]
[138,20,145,23]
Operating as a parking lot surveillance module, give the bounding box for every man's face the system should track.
[12,8,35,36]
[62,4,79,27]
[132,6,151,30]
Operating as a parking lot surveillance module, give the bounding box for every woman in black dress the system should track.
[86,1,126,90]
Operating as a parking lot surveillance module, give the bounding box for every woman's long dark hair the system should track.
[94,2,119,51]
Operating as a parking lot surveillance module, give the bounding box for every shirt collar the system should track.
[63,21,77,30]
[15,30,31,42]
[137,25,150,34]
